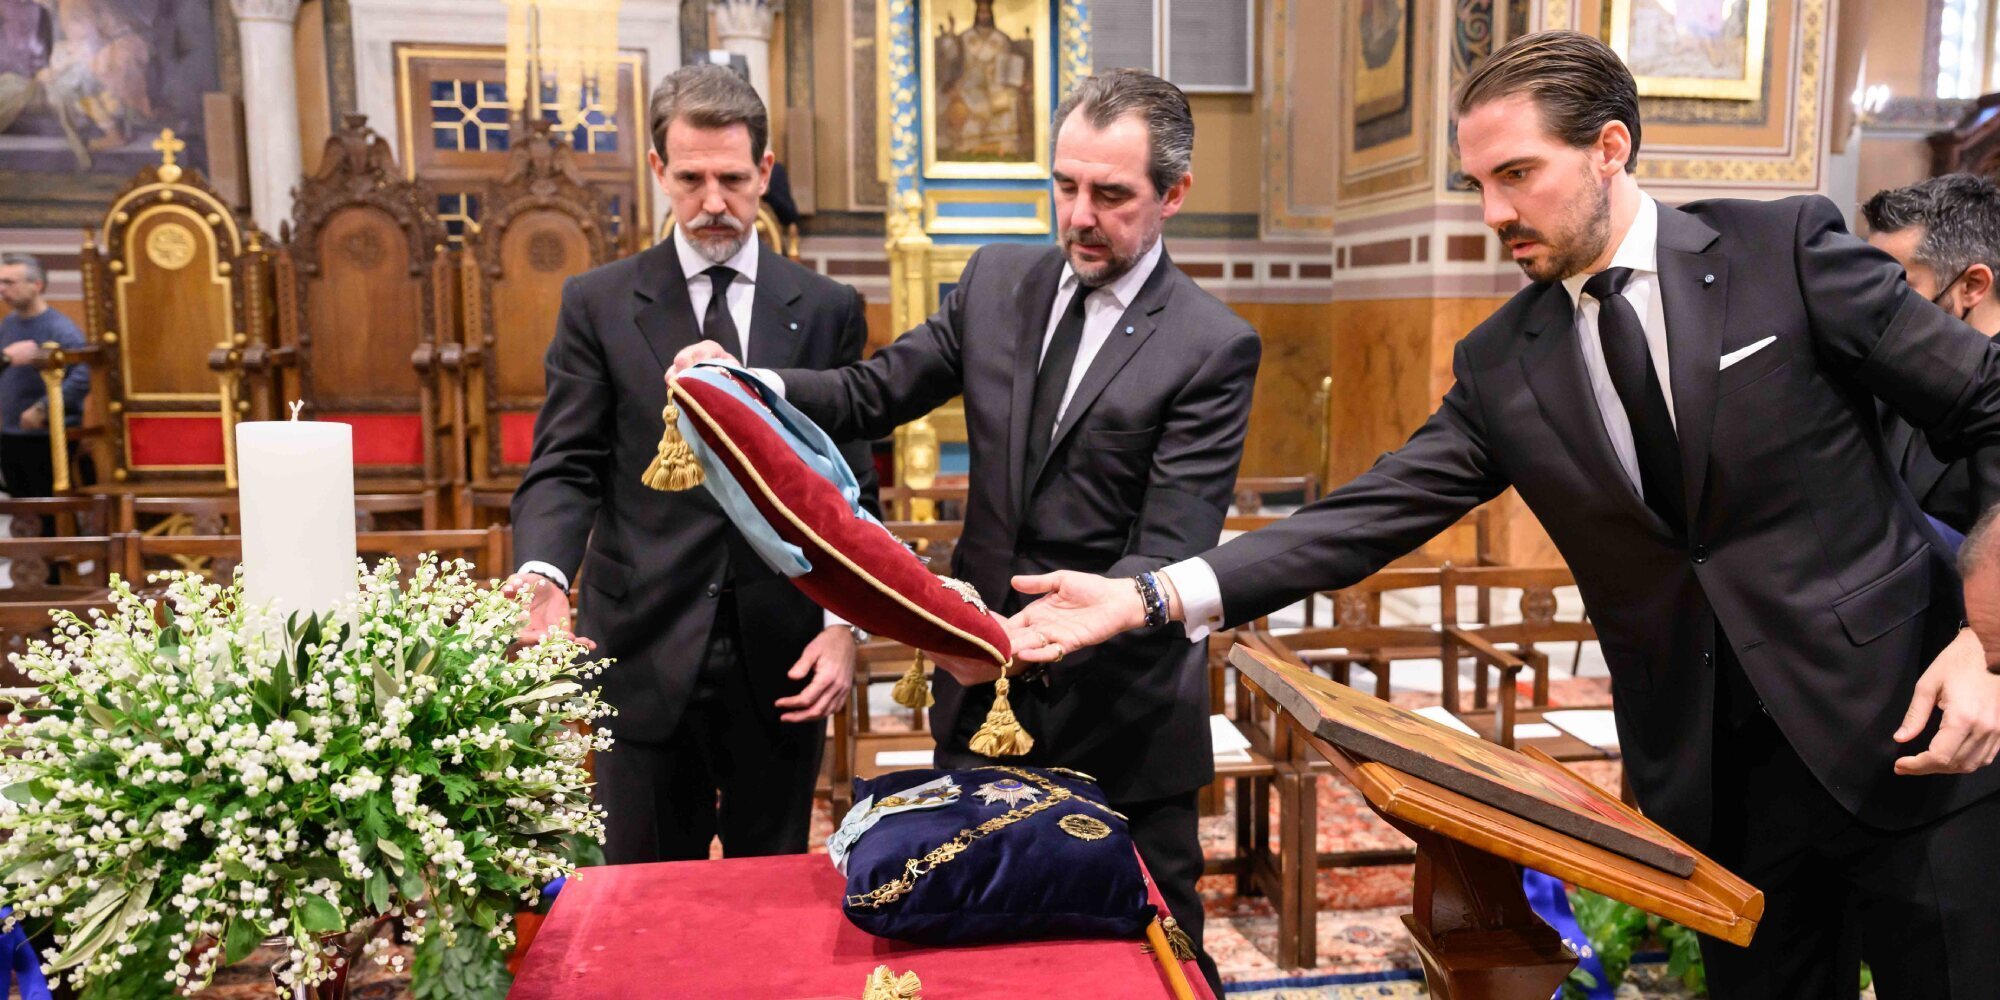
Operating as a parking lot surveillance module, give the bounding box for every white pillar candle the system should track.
[236,419,358,616]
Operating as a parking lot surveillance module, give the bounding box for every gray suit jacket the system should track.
[1198,196,2000,845]
[779,243,1261,801]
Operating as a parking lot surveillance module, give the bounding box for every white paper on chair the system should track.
[874,749,935,767]
[1511,722,1562,740]
[1413,705,1482,736]
[1543,710,1621,750]
[1210,714,1253,761]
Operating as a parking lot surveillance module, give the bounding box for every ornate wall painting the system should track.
[920,0,1050,179]
[0,0,229,225]
[1350,0,1415,153]
[1608,0,1770,101]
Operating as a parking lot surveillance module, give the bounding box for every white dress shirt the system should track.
[1040,238,1165,430]
[677,223,761,356]
[1163,196,1675,639]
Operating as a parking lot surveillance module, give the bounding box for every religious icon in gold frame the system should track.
[1607,0,1770,101]
[920,0,1052,179]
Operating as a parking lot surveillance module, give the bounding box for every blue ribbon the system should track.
[0,907,51,1000]
[1521,870,1611,1000]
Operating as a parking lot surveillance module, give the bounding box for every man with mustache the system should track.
[672,69,1260,992]
[1005,31,2000,1000]
[508,63,878,865]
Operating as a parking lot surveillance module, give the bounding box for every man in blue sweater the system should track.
[0,253,88,499]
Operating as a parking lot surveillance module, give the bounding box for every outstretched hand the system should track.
[669,340,741,377]
[1006,571,1148,663]
[500,573,597,652]
[924,611,1033,685]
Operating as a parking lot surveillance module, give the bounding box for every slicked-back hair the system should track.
[1051,69,1193,198]
[1455,30,1642,172]
[648,63,768,162]
[1862,173,2000,285]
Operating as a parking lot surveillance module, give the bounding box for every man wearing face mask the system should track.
[1864,173,2000,537]
[670,69,1260,993]
[507,64,878,865]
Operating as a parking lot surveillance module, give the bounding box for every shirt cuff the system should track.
[517,560,570,593]
[750,368,786,397]
[1159,557,1225,642]
[823,609,850,630]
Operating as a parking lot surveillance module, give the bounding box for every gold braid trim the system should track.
[846,767,1101,909]
[862,966,923,999]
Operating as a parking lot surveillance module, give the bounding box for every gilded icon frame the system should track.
[919,0,1053,179]
[1607,0,1770,101]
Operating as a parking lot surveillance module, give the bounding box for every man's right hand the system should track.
[2,341,39,366]
[500,572,596,651]
[670,340,742,377]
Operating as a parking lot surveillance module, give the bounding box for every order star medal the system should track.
[973,777,1041,808]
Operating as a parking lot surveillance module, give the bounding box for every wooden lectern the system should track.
[1229,644,1762,1000]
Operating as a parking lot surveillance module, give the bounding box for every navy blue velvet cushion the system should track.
[835,766,1155,944]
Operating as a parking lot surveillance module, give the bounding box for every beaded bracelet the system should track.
[1133,572,1169,628]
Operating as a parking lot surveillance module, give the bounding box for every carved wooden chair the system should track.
[1439,564,1601,750]
[266,115,456,520]
[65,129,274,495]
[453,119,616,527]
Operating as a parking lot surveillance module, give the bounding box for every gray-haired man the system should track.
[1865,173,2000,536]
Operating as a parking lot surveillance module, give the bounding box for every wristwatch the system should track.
[847,625,872,644]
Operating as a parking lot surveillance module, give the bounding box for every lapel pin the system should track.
[1703,274,1715,285]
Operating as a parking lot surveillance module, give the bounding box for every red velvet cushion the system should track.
[673,371,1011,667]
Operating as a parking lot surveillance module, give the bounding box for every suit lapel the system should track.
[1008,252,1068,518]
[1518,282,1665,531]
[1026,251,1177,491]
[633,241,697,371]
[1656,205,1726,525]
[746,246,805,368]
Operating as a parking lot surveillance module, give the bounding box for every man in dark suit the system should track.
[1863,174,2000,539]
[507,64,878,864]
[674,70,1260,992]
[1008,32,2000,1000]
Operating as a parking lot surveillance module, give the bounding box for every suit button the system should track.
[1692,545,1708,564]
[705,583,720,598]
[1703,651,1714,666]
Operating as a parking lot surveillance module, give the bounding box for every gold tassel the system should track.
[861,965,922,1000]
[890,654,933,709]
[968,674,1033,757]
[1161,917,1197,961]
[641,398,704,491]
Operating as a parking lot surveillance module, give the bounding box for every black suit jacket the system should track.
[1881,334,2000,535]
[512,241,879,740]
[1203,196,2000,845]
[778,243,1262,801]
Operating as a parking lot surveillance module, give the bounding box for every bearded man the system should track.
[508,63,878,864]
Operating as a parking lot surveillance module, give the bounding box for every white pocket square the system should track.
[1719,336,1776,371]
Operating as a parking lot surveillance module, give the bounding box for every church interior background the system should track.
[0,0,1990,995]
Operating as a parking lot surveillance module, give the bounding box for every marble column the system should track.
[711,0,777,112]
[232,0,304,235]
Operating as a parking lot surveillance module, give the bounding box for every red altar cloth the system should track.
[508,854,1213,999]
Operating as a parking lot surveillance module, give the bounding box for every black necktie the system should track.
[1024,285,1091,478]
[701,266,744,359]
[1583,267,1686,534]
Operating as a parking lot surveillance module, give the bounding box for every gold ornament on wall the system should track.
[504,0,622,130]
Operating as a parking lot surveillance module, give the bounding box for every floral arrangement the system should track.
[0,557,613,997]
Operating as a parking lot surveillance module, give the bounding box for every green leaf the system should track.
[2,782,37,805]
[439,774,478,806]
[372,659,401,704]
[299,893,345,934]
[365,868,391,915]
[223,914,262,966]
[302,855,343,881]
[82,702,117,730]
[376,837,406,862]
[223,860,256,883]
[500,681,580,708]
[399,865,427,901]
[47,886,130,971]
